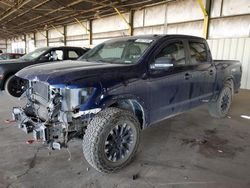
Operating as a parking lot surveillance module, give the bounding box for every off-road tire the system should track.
[83,107,140,173]
[208,81,233,118]
[4,75,27,98]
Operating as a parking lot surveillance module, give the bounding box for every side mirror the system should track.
[150,57,174,70]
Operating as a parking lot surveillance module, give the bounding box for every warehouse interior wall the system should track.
[0,0,249,88]
[208,38,250,90]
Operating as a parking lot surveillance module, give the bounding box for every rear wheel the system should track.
[4,75,27,97]
[208,81,233,118]
[83,107,140,173]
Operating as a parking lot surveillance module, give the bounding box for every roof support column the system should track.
[33,32,36,48]
[198,0,211,39]
[24,34,27,54]
[63,25,67,46]
[74,18,91,46]
[220,0,224,16]
[51,25,65,45]
[46,30,49,47]
[129,10,134,36]
[113,7,132,36]
[5,39,7,53]
[88,20,93,46]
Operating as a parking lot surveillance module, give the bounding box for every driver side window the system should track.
[41,50,63,61]
[156,41,186,66]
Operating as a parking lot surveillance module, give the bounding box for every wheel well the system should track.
[1,73,14,90]
[110,99,144,129]
[225,78,234,95]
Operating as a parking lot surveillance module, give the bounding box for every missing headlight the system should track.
[80,87,94,104]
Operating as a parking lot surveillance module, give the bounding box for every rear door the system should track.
[187,39,216,107]
[148,39,192,123]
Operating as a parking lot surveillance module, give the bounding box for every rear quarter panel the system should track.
[214,60,242,94]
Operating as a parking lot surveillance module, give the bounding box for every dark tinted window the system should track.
[189,42,207,64]
[155,41,186,66]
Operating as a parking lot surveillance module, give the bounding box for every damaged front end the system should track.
[12,81,101,150]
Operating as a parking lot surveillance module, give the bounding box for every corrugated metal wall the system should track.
[207,38,250,89]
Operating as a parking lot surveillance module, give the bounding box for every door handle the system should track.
[209,70,214,75]
[184,73,192,80]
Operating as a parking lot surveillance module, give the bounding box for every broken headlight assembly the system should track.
[13,81,97,150]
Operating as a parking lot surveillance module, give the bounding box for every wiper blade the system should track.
[80,59,111,63]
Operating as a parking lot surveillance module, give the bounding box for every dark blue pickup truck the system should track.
[12,35,242,173]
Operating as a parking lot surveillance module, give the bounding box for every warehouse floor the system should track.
[0,90,250,188]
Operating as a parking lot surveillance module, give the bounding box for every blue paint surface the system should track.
[15,35,242,128]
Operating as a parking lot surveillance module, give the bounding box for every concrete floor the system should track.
[0,90,250,188]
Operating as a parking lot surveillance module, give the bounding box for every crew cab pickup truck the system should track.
[0,46,88,97]
[12,35,242,173]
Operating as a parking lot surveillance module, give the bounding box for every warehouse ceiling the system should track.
[0,0,170,39]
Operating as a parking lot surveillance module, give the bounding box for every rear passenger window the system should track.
[68,50,79,60]
[156,41,186,66]
[189,42,207,64]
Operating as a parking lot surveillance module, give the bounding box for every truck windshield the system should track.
[20,48,47,61]
[79,38,154,64]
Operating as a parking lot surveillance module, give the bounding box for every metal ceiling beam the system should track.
[16,0,89,27]
[0,0,32,22]
[20,7,131,36]
[0,1,12,7]
[4,0,143,34]
[51,25,64,36]
[0,0,172,39]
[4,0,51,25]
[35,9,128,32]
[0,27,18,38]
[18,8,81,12]
[12,1,120,32]
[35,29,46,38]
[74,18,89,32]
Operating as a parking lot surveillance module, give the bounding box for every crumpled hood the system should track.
[16,60,135,86]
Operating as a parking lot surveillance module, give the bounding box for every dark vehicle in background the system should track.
[13,35,242,173]
[0,46,89,97]
[0,53,24,60]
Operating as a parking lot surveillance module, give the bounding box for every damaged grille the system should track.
[32,81,49,101]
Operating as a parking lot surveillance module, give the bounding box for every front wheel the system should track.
[4,75,27,98]
[83,107,140,173]
[208,83,233,118]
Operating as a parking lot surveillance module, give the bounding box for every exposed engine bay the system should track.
[12,81,99,150]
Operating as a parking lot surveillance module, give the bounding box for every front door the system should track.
[148,39,192,124]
